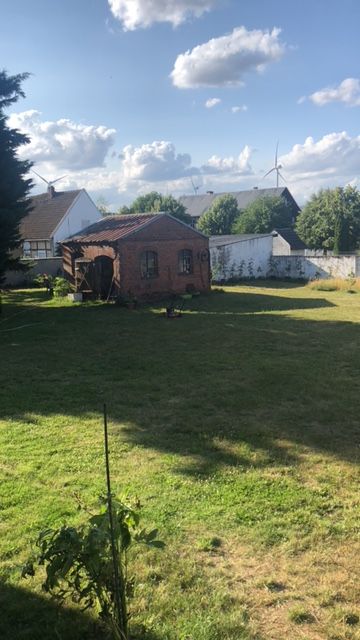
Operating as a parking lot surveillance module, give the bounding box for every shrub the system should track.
[33,273,54,288]
[53,276,72,297]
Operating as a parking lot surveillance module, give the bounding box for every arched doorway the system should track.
[93,255,114,298]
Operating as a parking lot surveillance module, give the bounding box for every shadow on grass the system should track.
[1,286,359,477]
[183,288,335,315]
[217,278,307,290]
[0,581,105,640]
[0,582,164,640]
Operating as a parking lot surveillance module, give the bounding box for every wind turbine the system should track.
[32,169,67,187]
[190,177,200,195]
[263,143,286,187]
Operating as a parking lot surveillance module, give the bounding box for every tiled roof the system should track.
[273,228,307,250]
[20,189,81,239]
[179,187,300,218]
[63,213,161,244]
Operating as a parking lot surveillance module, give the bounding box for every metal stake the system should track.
[103,403,127,639]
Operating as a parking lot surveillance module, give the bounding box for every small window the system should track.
[81,219,90,230]
[23,241,31,257]
[24,240,53,258]
[178,249,193,275]
[140,251,158,279]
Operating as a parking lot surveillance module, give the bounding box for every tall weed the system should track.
[308,277,360,292]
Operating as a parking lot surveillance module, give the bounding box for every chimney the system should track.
[48,185,55,198]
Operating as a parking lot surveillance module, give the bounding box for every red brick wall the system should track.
[118,215,210,298]
[63,216,210,298]
[119,238,209,298]
[63,244,120,290]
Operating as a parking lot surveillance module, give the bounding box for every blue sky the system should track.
[2,0,360,207]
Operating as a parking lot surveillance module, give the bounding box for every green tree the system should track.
[96,195,111,217]
[232,195,293,234]
[0,70,33,282]
[127,191,162,213]
[120,191,192,224]
[197,194,239,236]
[333,210,350,254]
[296,186,360,251]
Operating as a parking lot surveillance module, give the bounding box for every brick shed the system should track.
[61,213,210,299]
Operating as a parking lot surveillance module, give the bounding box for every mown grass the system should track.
[0,283,359,640]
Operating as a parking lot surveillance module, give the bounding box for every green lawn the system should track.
[0,283,359,640]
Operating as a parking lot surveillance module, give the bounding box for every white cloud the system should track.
[7,109,256,201]
[202,145,253,175]
[280,132,360,175]
[277,132,360,201]
[8,110,116,171]
[121,140,197,182]
[171,26,285,89]
[231,105,248,113]
[108,0,218,30]
[205,97,221,108]
[307,78,360,107]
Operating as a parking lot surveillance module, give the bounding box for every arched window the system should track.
[140,251,158,278]
[178,249,193,274]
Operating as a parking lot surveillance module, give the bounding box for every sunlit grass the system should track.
[0,284,359,640]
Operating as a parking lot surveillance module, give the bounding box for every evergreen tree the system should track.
[333,211,350,254]
[0,70,33,283]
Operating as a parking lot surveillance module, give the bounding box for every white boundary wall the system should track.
[211,235,273,280]
[270,255,360,280]
[211,244,360,282]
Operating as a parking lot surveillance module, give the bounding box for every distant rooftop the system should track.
[21,189,81,239]
[210,233,274,248]
[179,187,300,219]
[274,227,307,250]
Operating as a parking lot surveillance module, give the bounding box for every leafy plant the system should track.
[22,495,164,639]
[33,273,54,288]
[53,276,72,297]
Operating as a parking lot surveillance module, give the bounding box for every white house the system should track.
[20,185,101,258]
[210,234,274,281]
